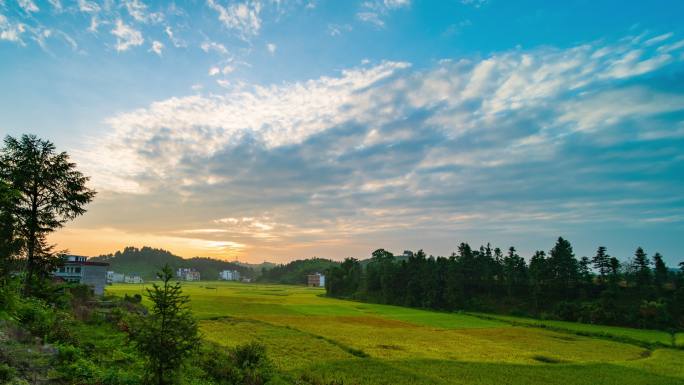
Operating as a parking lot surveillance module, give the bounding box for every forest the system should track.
[326,239,684,331]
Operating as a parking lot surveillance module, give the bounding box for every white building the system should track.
[54,255,109,295]
[124,274,144,284]
[176,268,200,281]
[107,271,125,284]
[219,270,241,281]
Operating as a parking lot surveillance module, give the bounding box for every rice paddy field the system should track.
[107,281,684,385]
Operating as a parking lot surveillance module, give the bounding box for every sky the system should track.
[1,0,684,264]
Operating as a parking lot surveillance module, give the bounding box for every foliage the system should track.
[91,246,252,281]
[0,134,96,293]
[258,258,339,285]
[129,265,200,385]
[326,238,684,331]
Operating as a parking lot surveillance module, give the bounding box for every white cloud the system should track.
[356,0,410,27]
[164,26,185,48]
[80,35,684,204]
[124,0,163,23]
[356,12,384,27]
[150,40,163,55]
[111,19,144,51]
[266,42,276,54]
[208,66,221,76]
[327,23,352,36]
[206,0,262,39]
[77,0,100,13]
[17,0,39,13]
[0,14,26,43]
[201,40,229,55]
[47,0,63,12]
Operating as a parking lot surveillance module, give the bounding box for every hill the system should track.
[90,246,253,280]
[257,258,339,284]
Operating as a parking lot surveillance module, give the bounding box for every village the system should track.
[52,254,326,295]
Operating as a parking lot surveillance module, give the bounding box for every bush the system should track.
[0,362,17,383]
[15,298,75,343]
[198,342,274,385]
[233,342,274,385]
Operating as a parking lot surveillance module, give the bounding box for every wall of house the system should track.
[82,265,108,295]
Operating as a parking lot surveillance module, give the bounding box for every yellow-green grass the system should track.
[468,312,684,347]
[107,281,684,385]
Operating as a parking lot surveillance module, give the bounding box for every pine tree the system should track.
[0,135,96,293]
[592,246,610,283]
[548,237,578,298]
[652,252,668,288]
[632,247,651,288]
[130,265,199,385]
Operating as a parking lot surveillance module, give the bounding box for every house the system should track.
[107,271,124,284]
[54,255,109,295]
[124,274,144,284]
[176,268,201,281]
[307,273,325,287]
[219,270,241,281]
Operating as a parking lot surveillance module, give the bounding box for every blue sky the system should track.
[1,0,683,264]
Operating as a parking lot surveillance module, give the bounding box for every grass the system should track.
[107,281,684,385]
[468,312,684,347]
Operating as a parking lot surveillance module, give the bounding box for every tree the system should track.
[652,252,668,288]
[592,246,610,283]
[578,256,593,286]
[632,247,651,288]
[0,181,22,279]
[547,237,578,298]
[0,135,96,292]
[608,257,621,285]
[503,247,527,297]
[130,265,199,385]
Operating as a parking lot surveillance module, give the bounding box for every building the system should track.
[219,270,241,281]
[176,268,201,281]
[54,255,109,295]
[124,274,144,284]
[107,271,125,284]
[307,273,325,287]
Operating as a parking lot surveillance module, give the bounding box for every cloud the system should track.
[201,40,229,55]
[207,0,262,39]
[0,14,26,43]
[124,0,164,24]
[17,0,39,13]
[111,19,144,51]
[327,23,352,36]
[76,34,684,257]
[77,0,100,13]
[47,0,63,12]
[164,26,185,48]
[357,0,410,27]
[266,42,276,54]
[150,40,163,55]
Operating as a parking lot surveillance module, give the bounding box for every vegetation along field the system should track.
[108,281,684,385]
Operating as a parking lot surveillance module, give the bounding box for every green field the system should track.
[107,281,684,385]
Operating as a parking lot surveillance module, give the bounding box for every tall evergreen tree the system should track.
[579,256,593,285]
[130,265,199,385]
[0,135,96,292]
[632,247,651,288]
[0,181,22,279]
[547,237,578,298]
[652,252,668,288]
[592,246,610,283]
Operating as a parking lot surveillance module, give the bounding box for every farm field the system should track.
[108,281,684,385]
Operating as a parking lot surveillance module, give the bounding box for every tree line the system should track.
[326,238,684,331]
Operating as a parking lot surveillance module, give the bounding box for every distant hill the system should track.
[90,246,253,280]
[257,258,340,285]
